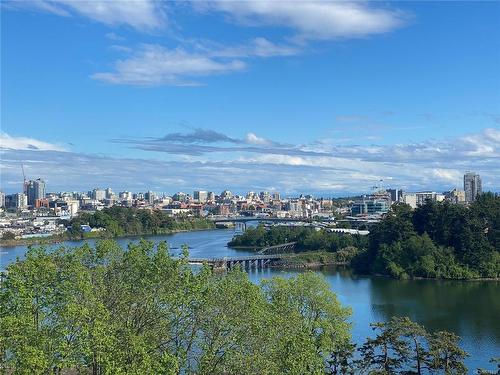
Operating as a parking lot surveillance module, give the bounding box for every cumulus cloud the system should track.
[204,1,408,41]
[245,132,272,145]
[0,132,66,152]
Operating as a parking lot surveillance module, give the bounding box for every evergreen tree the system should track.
[426,331,468,374]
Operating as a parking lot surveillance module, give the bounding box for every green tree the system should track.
[262,272,352,374]
[426,331,468,374]
[327,342,356,375]
[358,321,410,374]
[1,240,474,374]
[390,316,429,375]
[1,231,16,240]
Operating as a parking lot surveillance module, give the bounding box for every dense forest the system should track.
[229,193,500,280]
[352,193,500,279]
[66,206,214,239]
[3,240,494,374]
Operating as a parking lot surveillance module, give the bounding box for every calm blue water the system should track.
[1,228,499,370]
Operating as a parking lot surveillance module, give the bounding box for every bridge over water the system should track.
[210,215,310,222]
[209,216,312,229]
[187,241,297,270]
[209,215,378,229]
[188,254,288,270]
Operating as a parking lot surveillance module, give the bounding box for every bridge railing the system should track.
[258,241,297,255]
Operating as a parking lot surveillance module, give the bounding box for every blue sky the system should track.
[1,1,499,196]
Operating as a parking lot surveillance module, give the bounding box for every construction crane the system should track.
[371,179,384,192]
[21,164,27,194]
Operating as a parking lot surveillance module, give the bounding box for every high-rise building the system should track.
[415,192,445,206]
[402,193,417,209]
[173,192,187,202]
[145,191,156,204]
[0,192,5,208]
[272,192,281,201]
[5,193,28,209]
[92,188,106,201]
[119,191,133,201]
[105,187,114,199]
[351,199,389,216]
[220,190,233,199]
[386,189,403,203]
[464,172,482,203]
[194,190,208,203]
[445,188,466,204]
[26,178,46,206]
[259,191,271,203]
[207,192,215,202]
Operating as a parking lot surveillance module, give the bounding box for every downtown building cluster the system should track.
[0,171,487,240]
[348,171,483,217]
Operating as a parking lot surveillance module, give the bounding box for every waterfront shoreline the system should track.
[270,254,500,281]
[0,227,218,249]
[271,261,349,269]
[272,261,500,280]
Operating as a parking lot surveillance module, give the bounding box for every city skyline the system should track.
[1,170,486,202]
[1,1,499,194]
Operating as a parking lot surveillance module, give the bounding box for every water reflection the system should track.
[369,277,500,343]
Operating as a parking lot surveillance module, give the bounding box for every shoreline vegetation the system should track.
[0,206,215,248]
[0,227,217,248]
[4,240,498,374]
[228,193,500,281]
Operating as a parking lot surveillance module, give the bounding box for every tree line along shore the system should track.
[0,206,215,247]
[228,193,500,280]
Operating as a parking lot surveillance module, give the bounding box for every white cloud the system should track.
[485,128,500,142]
[105,32,126,41]
[92,45,246,86]
[1,128,499,194]
[210,37,300,58]
[7,2,408,87]
[206,1,408,41]
[245,132,272,145]
[431,169,462,183]
[0,132,67,152]
[13,0,166,31]
[92,37,300,86]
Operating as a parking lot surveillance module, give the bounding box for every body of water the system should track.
[1,228,498,370]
